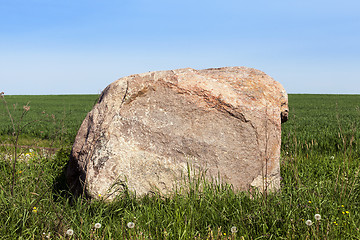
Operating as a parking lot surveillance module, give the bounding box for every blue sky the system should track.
[1,0,359,95]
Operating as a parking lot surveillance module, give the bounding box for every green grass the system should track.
[0,94,360,239]
[0,95,98,146]
[282,94,360,156]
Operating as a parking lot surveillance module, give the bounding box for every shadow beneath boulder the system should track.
[51,147,79,202]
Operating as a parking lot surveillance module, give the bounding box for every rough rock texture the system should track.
[66,67,288,200]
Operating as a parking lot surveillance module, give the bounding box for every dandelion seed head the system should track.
[94,223,101,229]
[127,222,135,229]
[66,229,74,236]
[314,214,321,220]
[305,220,313,226]
[231,226,238,233]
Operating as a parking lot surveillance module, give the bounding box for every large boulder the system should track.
[66,67,288,200]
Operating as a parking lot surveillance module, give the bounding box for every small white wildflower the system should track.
[127,222,135,229]
[330,156,335,160]
[231,226,238,233]
[29,149,34,153]
[66,229,74,236]
[305,220,313,226]
[314,214,321,220]
[94,223,101,229]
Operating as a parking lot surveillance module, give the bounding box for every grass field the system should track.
[0,95,98,147]
[0,94,360,239]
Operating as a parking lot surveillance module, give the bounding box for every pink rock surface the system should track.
[66,67,288,200]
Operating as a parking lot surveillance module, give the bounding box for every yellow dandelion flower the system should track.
[32,207,37,213]
[308,201,312,204]
[346,211,349,214]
